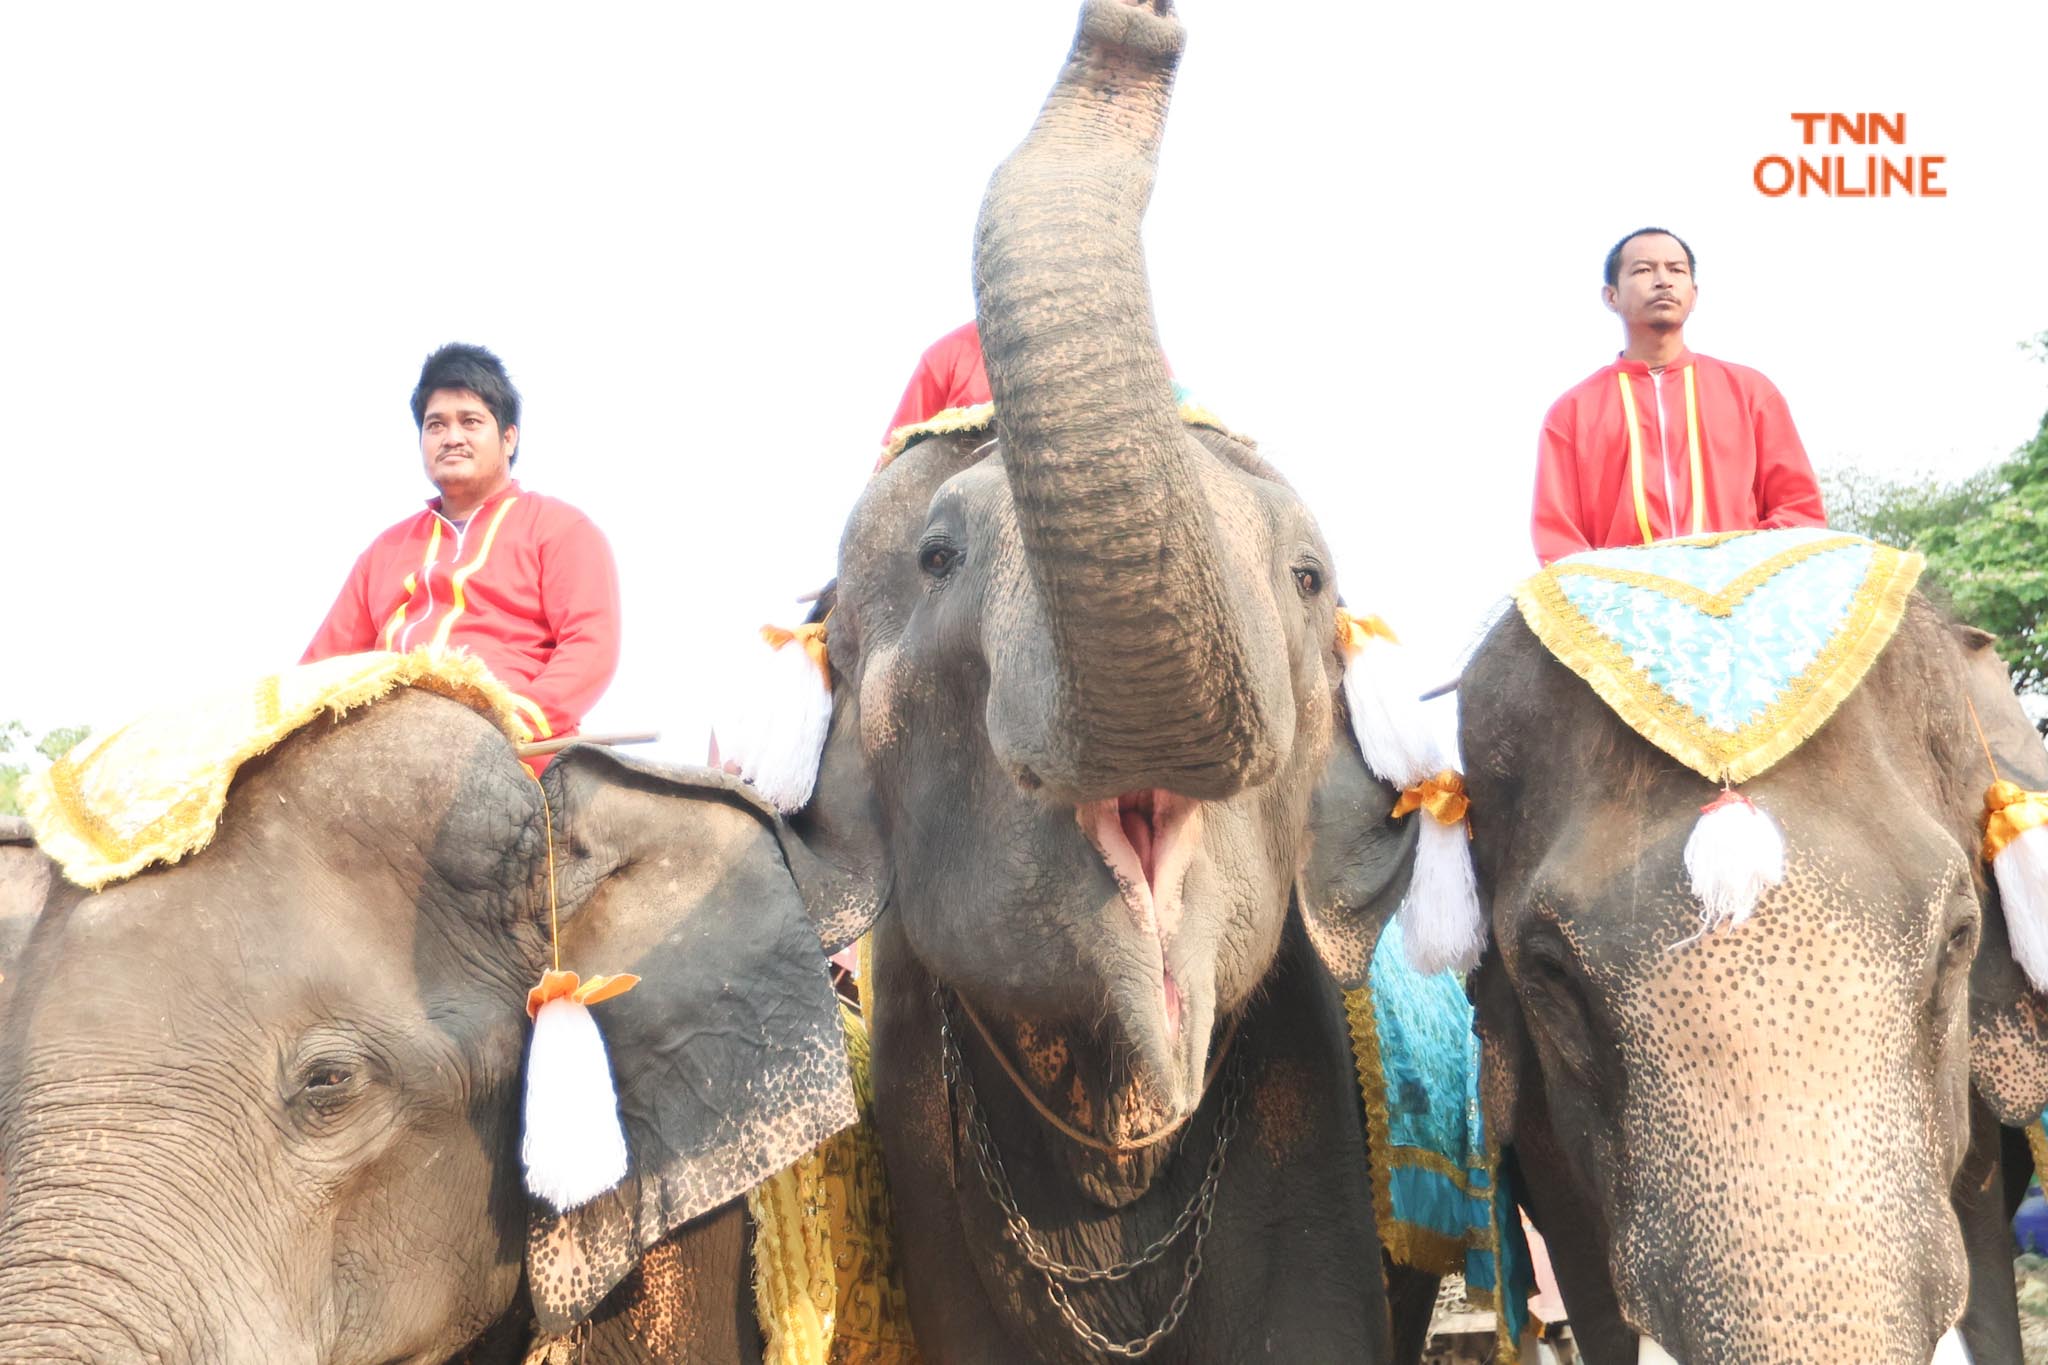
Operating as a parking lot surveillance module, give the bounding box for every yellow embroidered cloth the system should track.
[20,650,533,890]
[1514,529,1923,785]
[749,992,921,1365]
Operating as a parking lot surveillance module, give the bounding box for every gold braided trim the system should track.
[2029,1121,2048,1194]
[875,400,1245,471]
[1514,540,1923,784]
[1344,984,1400,1273]
[748,998,921,1365]
[22,650,533,890]
[1548,533,1862,617]
[1387,1144,1492,1200]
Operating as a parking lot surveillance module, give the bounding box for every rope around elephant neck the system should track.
[946,987,1241,1156]
[532,774,560,973]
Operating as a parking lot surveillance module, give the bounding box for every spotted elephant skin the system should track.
[0,693,851,1363]
[1464,600,2048,1364]
[780,1,1430,1359]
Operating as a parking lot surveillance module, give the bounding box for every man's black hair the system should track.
[411,343,522,463]
[1604,228,1697,288]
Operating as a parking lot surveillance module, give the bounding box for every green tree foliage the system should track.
[1824,370,2048,691]
[0,722,92,817]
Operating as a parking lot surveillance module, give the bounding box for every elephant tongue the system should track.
[1079,791,1203,1039]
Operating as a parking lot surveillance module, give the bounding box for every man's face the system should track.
[418,388,516,507]
[1603,233,1697,332]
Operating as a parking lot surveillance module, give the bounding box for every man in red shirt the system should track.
[883,320,991,443]
[1531,228,1826,564]
[304,344,621,759]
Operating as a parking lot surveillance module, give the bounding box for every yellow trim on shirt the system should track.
[430,497,519,652]
[380,521,443,650]
[1683,364,1705,536]
[1617,373,1654,545]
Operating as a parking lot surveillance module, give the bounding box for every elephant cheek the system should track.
[1971,990,2048,1125]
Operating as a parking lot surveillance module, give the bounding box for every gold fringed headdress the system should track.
[20,648,532,890]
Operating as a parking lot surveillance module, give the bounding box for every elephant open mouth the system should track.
[1078,789,1205,1085]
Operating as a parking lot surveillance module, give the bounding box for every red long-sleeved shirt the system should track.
[1532,351,1826,565]
[883,321,991,443]
[303,481,621,747]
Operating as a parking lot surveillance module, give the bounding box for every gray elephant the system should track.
[1461,557,2048,1363]
[0,681,858,1362]
[745,1,1444,1359]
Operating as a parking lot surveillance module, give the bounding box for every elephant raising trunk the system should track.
[978,0,1290,804]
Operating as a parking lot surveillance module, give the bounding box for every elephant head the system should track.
[809,0,1410,1155]
[1462,596,2030,1364]
[0,687,853,1363]
[760,4,1425,1356]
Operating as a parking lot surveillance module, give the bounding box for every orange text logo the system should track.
[1754,113,1946,199]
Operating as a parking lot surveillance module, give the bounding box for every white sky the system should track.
[6,1,2047,762]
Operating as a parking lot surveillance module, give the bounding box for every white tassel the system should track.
[1682,790,1785,937]
[1986,781,2048,994]
[1400,812,1487,974]
[1336,610,1438,787]
[1932,1327,1975,1364]
[522,996,631,1212]
[716,624,832,814]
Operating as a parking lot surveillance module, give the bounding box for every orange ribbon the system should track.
[1334,608,1399,656]
[761,620,830,685]
[1984,780,2048,862]
[1393,770,1470,827]
[526,968,642,1019]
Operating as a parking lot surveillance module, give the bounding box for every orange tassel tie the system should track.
[1393,771,1470,827]
[1334,608,1400,655]
[1984,780,2048,862]
[761,622,831,685]
[526,969,641,1020]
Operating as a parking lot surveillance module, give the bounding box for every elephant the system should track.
[1460,589,2048,1364]
[761,1,1441,1359]
[0,816,46,996]
[0,685,861,1363]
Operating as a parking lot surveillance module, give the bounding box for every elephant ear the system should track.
[0,817,58,988]
[781,677,891,953]
[522,748,858,1334]
[1469,944,1530,1149]
[1955,627,2048,1124]
[1296,710,1419,988]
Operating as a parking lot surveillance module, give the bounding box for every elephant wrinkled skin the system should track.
[797,1,1426,1359]
[1464,598,2048,1365]
[0,694,850,1363]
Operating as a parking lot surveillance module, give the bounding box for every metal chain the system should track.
[937,985,1246,1359]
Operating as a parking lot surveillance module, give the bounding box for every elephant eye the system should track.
[1292,565,1323,597]
[918,538,961,581]
[295,1058,365,1112]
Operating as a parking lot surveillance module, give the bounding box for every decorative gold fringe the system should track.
[23,648,533,890]
[2028,1121,2048,1195]
[1344,985,1401,1277]
[875,399,1245,471]
[1514,537,1923,785]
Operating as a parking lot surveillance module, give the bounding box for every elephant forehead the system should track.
[1617,863,1934,1081]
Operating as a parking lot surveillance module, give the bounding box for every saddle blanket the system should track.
[1513,529,1923,784]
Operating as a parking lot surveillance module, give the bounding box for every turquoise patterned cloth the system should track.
[1367,920,1531,1344]
[1550,529,1875,734]
[1517,529,1922,785]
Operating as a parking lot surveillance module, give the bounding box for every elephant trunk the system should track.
[976,0,1287,801]
[0,1119,307,1364]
